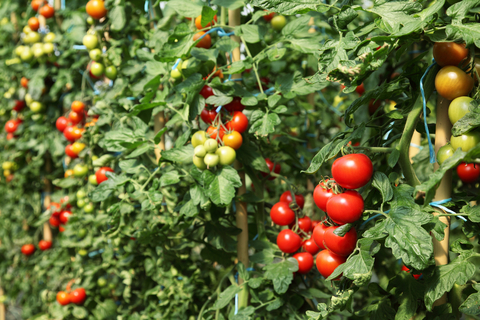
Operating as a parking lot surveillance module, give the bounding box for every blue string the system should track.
[234,268,255,315]
[73,45,87,50]
[360,210,390,229]
[420,60,437,163]
[430,198,467,221]
[61,0,65,9]
[171,58,181,71]
[410,143,423,150]
[215,105,223,113]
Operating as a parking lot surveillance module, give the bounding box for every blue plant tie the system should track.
[430,198,467,221]
[171,58,181,70]
[73,45,87,50]
[88,249,104,258]
[252,234,259,241]
[217,29,234,37]
[420,60,437,163]
[360,210,390,229]
[61,0,65,9]
[215,105,223,113]
[410,143,423,150]
[234,268,254,315]
[126,97,136,100]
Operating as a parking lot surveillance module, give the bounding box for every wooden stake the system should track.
[154,113,166,162]
[0,288,4,320]
[432,96,452,306]
[409,130,421,163]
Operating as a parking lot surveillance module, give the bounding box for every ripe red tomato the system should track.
[49,215,60,227]
[315,250,346,279]
[293,252,314,274]
[200,85,214,99]
[226,111,248,133]
[69,111,83,125]
[401,265,421,280]
[71,127,84,141]
[96,167,114,184]
[69,288,87,305]
[435,66,474,101]
[200,108,217,124]
[277,229,302,253]
[49,202,61,216]
[324,226,357,257]
[65,144,78,158]
[13,100,26,112]
[195,14,217,29]
[270,202,295,226]
[263,11,275,22]
[312,222,328,250]
[311,220,321,229]
[63,126,76,142]
[71,101,86,113]
[331,154,373,189]
[355,83,365,95]
[313,180,334,212]
[302,237,321,255]
[86,0,107,19]
[193,32,211,49]
[457,162,480,184]
[56,291,70,305]
[290,216,312,233]
[433,42,469,67]
[31,0,46,11]
[261,158,281,180]
[59,210,72,224]
[6,133,14,140]
[206,125,225,140]
[56,117,69,132]
[28,17,40,31]
[279,191,305,209]
[39,4,55,18]
[326,190,364,225]
[38,240,52,251]
[21,244,35,256]
[223,131,243,150]
[224,97,245,112]
[5,119,20,133]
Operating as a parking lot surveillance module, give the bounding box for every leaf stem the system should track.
[353,147,394,153]
[364,210,390,219]
[240,36,264,95]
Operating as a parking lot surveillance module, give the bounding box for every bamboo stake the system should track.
[229,7,249,309]
[432,96,452,306]
[0,288,4,320]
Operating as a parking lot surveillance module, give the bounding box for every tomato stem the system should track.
[352,146,394,153]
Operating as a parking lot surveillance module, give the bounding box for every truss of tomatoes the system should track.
[270,153,373,279]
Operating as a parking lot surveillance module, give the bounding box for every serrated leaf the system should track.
[372,172,393,203]
[234,25,266,43]
[250,0,330,15]
[206,94,233,107]
[213,284,242,310]
[160,145,194,164]
[263,258,298,294]
[248,111,281,137]
[159,171,181,187]
[388,148,400,168]
[205,166,242,206]
[459,284,480,315]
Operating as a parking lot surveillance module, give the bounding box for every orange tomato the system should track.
[86,0,108,20]
[193,31,211,49]
[31,0,46,11]
[65,169,74,178]
[223,131,243,150]
[195,14,217,29]
[435,66,474,100]
[433,42,469,67]
[28,17,40,31]
[39,4,55,19]
[69,111,84,125]
[21,77,29,88]
[71,101,85,113]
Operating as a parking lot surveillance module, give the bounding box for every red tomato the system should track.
[39,4,55,18]
[226,111,248,133]
[56,117,69,132]
[224,97,245,112]
[312,222,328,250]
[63,126,76,142]
[21,244,35,256]
[331,154,373,189]
[49,202,61,216]
[193,31,211,49]
[401,265,421,280]
[263,11,275,22]
[38,240,52,251]
[326,191,364,225]
[96,167,114,184]
[6,133,14,140]
[56,291,70,305]
[223,131,243,150]
[311,220,321,229]
[293,252,314,274]
[31,0,46,11]
[435,66,474,101]
[302,237,321,255]
[270,202,295,226]
[457,162,480,184]
[315,250,346,279]
[279,191,305,209]
[206,125,225,140]
[13,100,26,112]
[69,288,87,305]
[49,215,60,227]
[324,226,357,257]
[290,216,312,233]
[65,144,78,158]
[59,226,65,232]
[355,83,365,95]
[59,210,72,224]
[277,229,302,253]
[21,77,29,88]
[433,42,469,67]
[261,158,281,180]
[200,85,214,99]
[69,111,84,125]
[71,101,86,113]
[313,180,335,212]
[5,119,21,133]
[200,108,217,124]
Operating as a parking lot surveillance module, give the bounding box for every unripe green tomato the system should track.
[91,155,99,161]
[100,288,110,297]
[2,162,13,170]
[25,94,33,106]
[204,139,218,153]
[88,174,98,185]
[437,144,454,165]
[23,26,32,34]
[78,249,88,256]
[43,42,54,54]
[449,96,473,125]
[193,156,207,170]
[77,228,87,238]
[105,66,117,80]
[450,131,480,152]
[91,62,105,77]
[181,59,189,69]
[87,16,95,25]
[77,189,87,199]
[97,278,107,287]
[83,203,94,213]
[44,32,56,43]
[204,153,219,168]
[27,31,41,43]
[271,15,287,31]
[83,34,99,50]
[20,48,33,61]
[77,199,86,208]
[29,101,43,113]
[0,17,8,26]
[191,131,207,147]
[3,93,11,99]
[73,164,89,177]
[15,45,25,56]
[33,47,44,58]
[171,67,182,79]
[194,145,207,158]
[8,87,14,94]
[89,48,102,61]
[216,146,236,165]
[32,42,43,50]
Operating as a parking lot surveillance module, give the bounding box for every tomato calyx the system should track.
[322,178,343,195]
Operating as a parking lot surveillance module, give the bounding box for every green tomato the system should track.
[44,32,56,43]
[194,145,207,158]
[271,15,287,31]
[83,34,99,50]
[449,96,472,125]
[29,101,43,113]
[88,174,98,185]
[91,62,105,77]
[73,164,89,177]
[215,146,236,165]
[2,162,13,170]
[20,47,33,61]
[100,287,110,297]
[25,94,33,106]
[89,48,102,61]
[78,249,88,256]
[193,156,207,170]
[181,59,189,69]
[105,66,118,80]
[23,26,32,34]
[15,46,25,56]
[171,67,182,79]
[97,278,107,287]
[191,131,207,147]
[437,143,454,165]
[1,17,9,26]
[203,153,219,168]
[33,47,44,58]
[77,228,87,238]
[43,43,54,54]
[450,131,480,152]
[87,16,95,25]
[77,199,86,208]
[204,139,218,153]
[84,203,94,213]
[26,31,41,43]
[76,189,87,199]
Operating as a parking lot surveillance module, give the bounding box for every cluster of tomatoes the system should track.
[20,240,52,257]
[47,199,74,232]
[56,287,87,306]
[1,161,17,183]
[432,42,480,184]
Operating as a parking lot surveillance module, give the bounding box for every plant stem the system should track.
[240,36,264,95]
[353,147,394,153]
[364,210,390,219]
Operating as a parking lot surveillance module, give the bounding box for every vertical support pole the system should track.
[432,96,452,306]
[409,44,422,163]
[229,7,249,308]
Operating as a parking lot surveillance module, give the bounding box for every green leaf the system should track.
[213,284,242,310]
[459,284,480,315]
[109,6,126,31]
[461,204,480,223]
[424,253,477,311]
[287,38,323,54]
[211,0,244,9]
[160,145,194,164]
[248,110,281,137]
[267,46,287,61]
[125,142,153,159]
[154,127,168,144]
[267,95,281,108]
[235,25,266,43]
[53,178,79,189]
[72,306,88,319]
[159,171,181,187]
[175,73,204,94]
[263,258,298,294]
[250,0,330,14]
[371,172,393,203]
[388,273,424,320]
[362,299,396,320]
[266,297,283,311]
[175,128,192,148]
[446,23,480,48]
[282,15,310,36]
[451,100,480,136]
[205,166,242,206]
[387,148,400,168]
[200,6,217,28]
[333,223,354,237]
[206,94,233,107]
[167,0,203,17]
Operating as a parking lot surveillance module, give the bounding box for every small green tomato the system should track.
[191,131,207,147]
[88,174,98,185]
[171,67,182,80]
[44,32,56,43]
[203,153,219,168]
[89,48,102,61]
[83,203,94,213]
[437,144,455,165]
[204,139,218,153]
[216,146,236,166]
[193,156,207,170]
[194,145,207,158]
[77,199,86,208]
[83,34,99,50]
